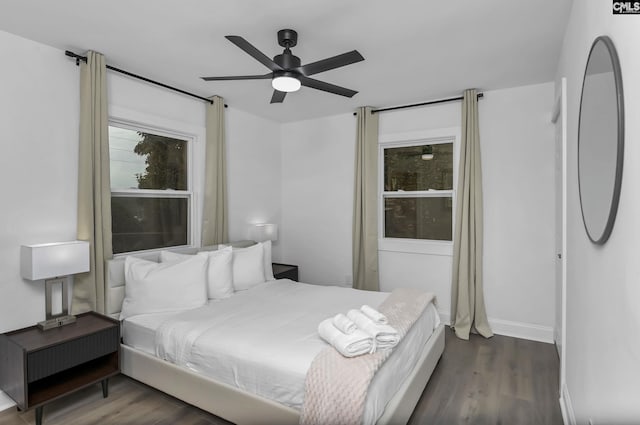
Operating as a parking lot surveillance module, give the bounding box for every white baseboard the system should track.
[0,390,15,412]
[559,383,575,425]
[438,312,554,343]
[489,317,554,343]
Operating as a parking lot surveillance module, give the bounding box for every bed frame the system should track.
[106,244,445,425]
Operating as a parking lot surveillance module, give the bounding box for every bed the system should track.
[105,243,445,425]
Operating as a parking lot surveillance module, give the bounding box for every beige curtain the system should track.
[201,95,229,245]
[72,51,112,315]
[450,89,492,340]
[352,107,379,291]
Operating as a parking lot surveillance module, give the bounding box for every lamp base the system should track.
[38,315,76,331]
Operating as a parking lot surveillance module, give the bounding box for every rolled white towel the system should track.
[332,313,357,334]
[347,309,400,350]
[361,305,388,325]
[318,318,374,357]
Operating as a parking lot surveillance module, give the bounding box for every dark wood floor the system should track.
[408,328,563,425]
[0,327,562,425]
[0,375,233,425]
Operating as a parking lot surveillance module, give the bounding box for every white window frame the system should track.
[378,127,460,256]
[109,118,197,256]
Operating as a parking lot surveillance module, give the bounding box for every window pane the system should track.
[109,126,187,190]
[384,197,452,241]
[111,197,188,254]
[384,143,453,191]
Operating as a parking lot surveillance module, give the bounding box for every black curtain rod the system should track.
[353,92,483,116]
[65,50,226,107]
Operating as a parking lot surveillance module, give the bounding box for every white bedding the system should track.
[122,279,440,425]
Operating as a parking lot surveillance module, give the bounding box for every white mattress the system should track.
[122,279,440,425]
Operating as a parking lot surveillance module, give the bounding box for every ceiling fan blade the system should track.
[296,50,364,76]
[299,76,358,98]
[201,73,272,81]
[226,35,283,72]
[270,90,287,104]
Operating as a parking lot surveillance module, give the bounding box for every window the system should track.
[109,123,192,254]
[381,137,455,243]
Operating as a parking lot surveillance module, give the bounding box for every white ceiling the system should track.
[0,0,573,123]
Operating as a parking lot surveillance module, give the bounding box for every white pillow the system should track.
[160,247,234,299]
[159,250,188,263]
[261,240,275,281]
[120,255,208,320]
[230,243,265,291]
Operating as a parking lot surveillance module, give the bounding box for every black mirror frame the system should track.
[577,35,625,245]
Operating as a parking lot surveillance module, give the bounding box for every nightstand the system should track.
[272,263,299,281]
[0,311,120,425]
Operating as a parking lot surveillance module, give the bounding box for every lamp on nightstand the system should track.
[249,223,278,242]
[20,241,90,330]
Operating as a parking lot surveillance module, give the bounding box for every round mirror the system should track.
[578,36,624,245]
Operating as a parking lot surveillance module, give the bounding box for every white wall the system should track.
[226,108,282,260]
[0,30,80,334]
[556,1,640,423]
[480,83,556,341]
[280,113,356,283]
[280,82,556,342]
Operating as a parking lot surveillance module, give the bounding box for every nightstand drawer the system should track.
[27,326,118,382]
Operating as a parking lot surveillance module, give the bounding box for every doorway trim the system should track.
[552,77,569,423]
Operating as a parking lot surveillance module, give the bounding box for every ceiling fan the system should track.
[201,29,364,104]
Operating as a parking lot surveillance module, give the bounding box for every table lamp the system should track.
[21,241,90,330]
[249,223,278,242]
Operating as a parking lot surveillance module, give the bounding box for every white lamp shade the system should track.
[250,224,278,242]
[21,241,90,280]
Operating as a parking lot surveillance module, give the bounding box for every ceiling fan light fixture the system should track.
[202,29,363,103]
[272,75,301,92]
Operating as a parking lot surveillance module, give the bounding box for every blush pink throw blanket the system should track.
[300,289,435,425]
